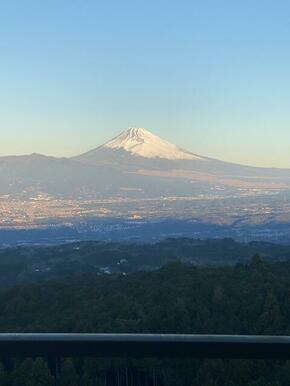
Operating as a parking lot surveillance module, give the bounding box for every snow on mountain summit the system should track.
[102,128,204,160]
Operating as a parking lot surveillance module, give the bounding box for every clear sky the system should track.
[0,0,290,167]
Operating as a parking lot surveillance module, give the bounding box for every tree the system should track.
[248,253,268,274]
[28,358,54,386]
[260,291,282,334]
[0,362,10,386]
[13,359,34,386]
[59,359,78,386]
[79,371,93,386]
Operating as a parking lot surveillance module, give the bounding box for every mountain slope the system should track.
[102,127,204,160]
[73,127,207,166]
[1,128,290,199]
[0,154,125,197]
[74,127,290,180]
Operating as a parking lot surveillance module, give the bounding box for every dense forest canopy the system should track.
[0,256,290,384]
[2,237,290,286]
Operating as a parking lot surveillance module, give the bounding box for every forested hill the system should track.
[2,237,290,286]
[0,257,287,334]
[0,258,290,385]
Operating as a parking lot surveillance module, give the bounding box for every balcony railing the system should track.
[1,333,290,359]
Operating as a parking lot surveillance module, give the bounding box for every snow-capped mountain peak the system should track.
[102,127,204,160]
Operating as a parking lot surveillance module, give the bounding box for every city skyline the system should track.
[1,1,290,167]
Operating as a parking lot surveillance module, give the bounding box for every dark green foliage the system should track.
[12,358,53,386]
[2,256,290,384]
[13,358,34,386]
[2,256,290,335]
[59,359,78,386]
[0,362,10,386]
[79,371,93,386]
[28,358,54,386]
[2,238,290,286]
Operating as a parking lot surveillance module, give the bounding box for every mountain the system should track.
[74,127,210,170]
[74,127,290,183]
[0,153,124,197]
[1,127,290,240]
[1,127,290,200]
[77,127,205,161]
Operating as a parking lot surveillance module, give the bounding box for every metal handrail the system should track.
[0,334,290,358]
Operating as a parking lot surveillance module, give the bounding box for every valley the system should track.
[1,128,290,244]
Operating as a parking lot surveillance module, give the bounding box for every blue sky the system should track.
[0,0,290,167]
